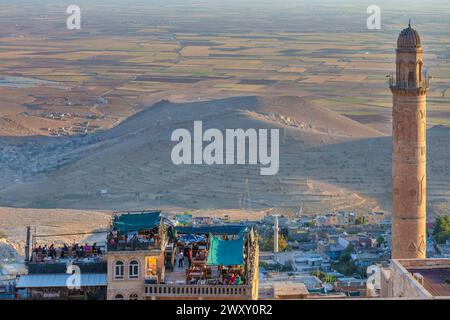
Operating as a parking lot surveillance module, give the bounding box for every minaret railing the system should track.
[388,74,431,90]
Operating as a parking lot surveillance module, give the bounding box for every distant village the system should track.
[255,208,449,298]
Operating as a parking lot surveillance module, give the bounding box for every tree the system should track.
[280,228,289,239]
[435,231,450,244]
[306,220,316,228]
[355,216,365,225]
[310,270,336,283]
[259,233,289,252]
[277,234,289,251]
[333,244,357,276]
[433,215,450,244]
[261,261,293,272]
[376,235,385,247]
[323,274,337,283]
[310,270,326,279]
[344,244,355,255]
[355,267,367,278]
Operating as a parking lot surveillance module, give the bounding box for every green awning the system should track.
[113,211,161,233]
[206,235,244,266]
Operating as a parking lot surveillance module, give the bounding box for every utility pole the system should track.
[273,215,280,253]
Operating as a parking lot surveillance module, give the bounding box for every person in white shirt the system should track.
[177,251,184,268]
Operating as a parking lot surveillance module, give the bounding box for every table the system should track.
[192,259,206,267]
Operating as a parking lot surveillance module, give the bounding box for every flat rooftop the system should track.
[407,267,450,297]
[395,258,450,298]
[272,281,309,299]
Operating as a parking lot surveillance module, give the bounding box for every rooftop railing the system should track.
[107,240,161,252]
[144,283,251,298]
[28,260,107,274]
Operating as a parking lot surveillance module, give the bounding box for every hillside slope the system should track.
[2,95,442,214]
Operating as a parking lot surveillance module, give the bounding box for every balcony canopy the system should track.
[17,273,107,288]
[206,235,244,266]
[113,211,161,233]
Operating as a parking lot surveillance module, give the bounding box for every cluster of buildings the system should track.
[255,211,391,299]
[1,207,406,300]
[10,210,259,300]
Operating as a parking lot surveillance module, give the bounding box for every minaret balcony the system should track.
[388,76,430,95]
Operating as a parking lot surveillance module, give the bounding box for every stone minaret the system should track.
[390,23,429,259]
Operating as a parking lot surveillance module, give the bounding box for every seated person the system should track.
[78,246,84,258]
[229,273,237,285]
[55,247,62,259]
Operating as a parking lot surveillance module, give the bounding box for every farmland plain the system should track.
[1,0,450,248]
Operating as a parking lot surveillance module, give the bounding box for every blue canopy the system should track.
[113,211,161,233]
[178,234,206,244]
[206,235,244,266]
[16,274,107,288]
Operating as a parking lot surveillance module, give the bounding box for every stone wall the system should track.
[381,259,432,298]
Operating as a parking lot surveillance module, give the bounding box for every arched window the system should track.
[418,62,423,82]
[129,260,139,279]
[114,261,124,279]
[115,294,124,300]
[129,293,139,300]
[398,61,406,84]
[408,72,415,87]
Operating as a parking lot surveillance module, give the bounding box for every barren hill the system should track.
[102,96,383,140]
[0,96,449,216]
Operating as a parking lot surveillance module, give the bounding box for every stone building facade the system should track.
[106,249,165,300]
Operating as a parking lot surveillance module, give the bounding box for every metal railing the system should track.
[388,75,431,90]
[144,283,251,298]
[107,241,160,252]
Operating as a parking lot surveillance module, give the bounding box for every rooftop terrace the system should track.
[392,258,450,298]
[147,224,259,299]
[107,210,167,252]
